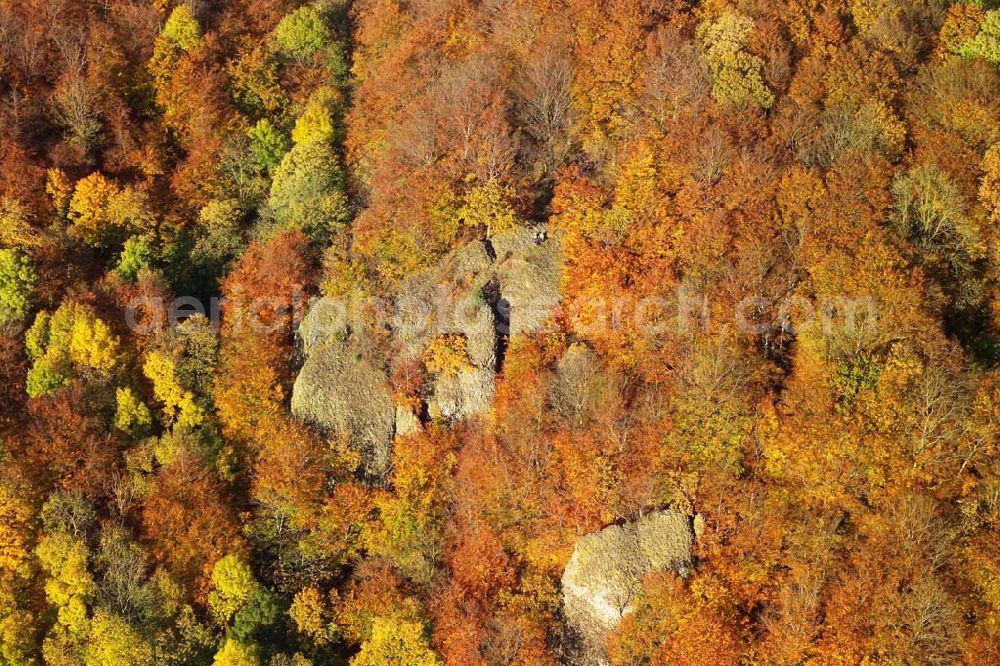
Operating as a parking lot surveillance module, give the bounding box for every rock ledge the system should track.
[561,509,695,665]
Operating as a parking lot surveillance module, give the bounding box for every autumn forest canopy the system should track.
[6,0,1000,664]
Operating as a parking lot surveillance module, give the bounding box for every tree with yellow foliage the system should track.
[422,334,472,378]
[980,143,1000,224]
[85,610,155,666]
[0,249,37,331]
[208,554,259,625]
[114,387,153,439]
[350,616,441,666]
[68,174,156,248]
[0,198,41,250]
[143,351,205,428]
[36,531,94,642]
[457,179,519,238]
[69,314,121,375]
[289,587,333,648]
[291,88,342,146]
[0,479,33,590]
[0,473,36,666]
[148,4,202,85]
[364,428,456,584]
[570,0,646,151]
[25,302,124,397]
[213,639,260,666]
[697,11,774,109]
[275,6,332,62]
[69,173,120,246]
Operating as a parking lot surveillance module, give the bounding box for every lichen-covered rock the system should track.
[549,343,611,425]
[561,510,694,665]
[448,291,496,369]
[391,241,495,366]
[427,366,496,421]
[492,225,562,337]
[297,296,349,355]
[394,405,421,438]
[391,227,560,422]
[290,225,563,479]
[291,335,395,483]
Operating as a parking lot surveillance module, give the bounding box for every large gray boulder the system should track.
[491,225,563,337]
[391,225,562,422]
[427,366,496,421]
[290,225,563,479]
[291,302,395,483]
[549,343,614,426]
[391,239,497,368]
[394,405,422,438]
[296,296,350,361]
[561,510,695,665]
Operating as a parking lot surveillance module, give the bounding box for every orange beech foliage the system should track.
[814,493,962,663]
[335,560,424,646]
[0,141,45,207]
[0,335,28,425]
[141,447,245,596]
[434,514,559,666]
[214,229,314,447]
[569,0,652,151]
[550,169,678,374]
[447,518,515,604]
[5,0,1000,662]
[21,388,120,497]
[608,572,742,666]
[165,57,233,210]
[251,416,330,529]
[431,582,488,666]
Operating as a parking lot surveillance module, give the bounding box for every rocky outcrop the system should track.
[392,239,499,421]
[560,510,695,665]
[394,405,421,438]
[291,224,562,481]
[491,225,563,337]
[391,224,562,421]
[426,365,496,421]
[549,343,609,426]
[291,303,395,483]
[392,239,497,369]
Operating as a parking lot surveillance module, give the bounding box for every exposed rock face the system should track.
[392,239,497,369]
[392,224,562,421]
[561,510,695,665]
[549,344,610,426]
[426,366,496,421]
[491,225,564,337]
[291,303,395,483]
[291,225,562,481]
[297,295,349,355]
[394,405,421,438]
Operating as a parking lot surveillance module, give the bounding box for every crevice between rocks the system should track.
[480,276,510,374]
